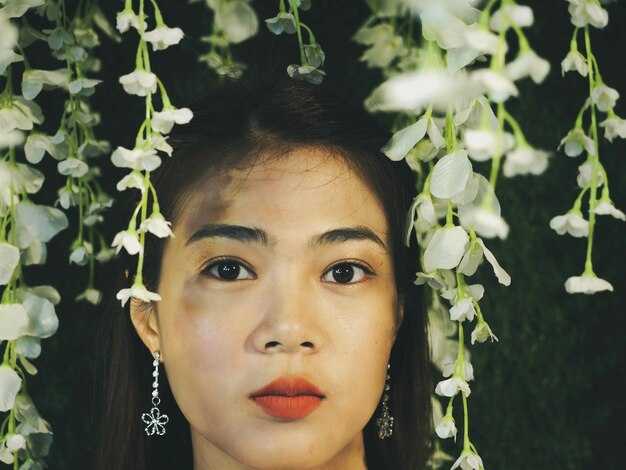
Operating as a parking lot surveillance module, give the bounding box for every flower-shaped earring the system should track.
[141,351,169,436]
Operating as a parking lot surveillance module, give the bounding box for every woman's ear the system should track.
[130,299,162,357]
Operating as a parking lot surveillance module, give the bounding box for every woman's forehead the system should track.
[174,148,389,245]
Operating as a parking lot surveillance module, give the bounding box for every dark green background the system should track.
[9,1,625,469]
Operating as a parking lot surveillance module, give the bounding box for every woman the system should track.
[94,75,432,469]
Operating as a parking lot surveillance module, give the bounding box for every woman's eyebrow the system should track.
[186,224,387,250]
[308,226,387,250]
[186,224,270,246]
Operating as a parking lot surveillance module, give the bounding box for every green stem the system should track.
[583,26,599,275]
[489,102,506,190]
[287,0,306,65]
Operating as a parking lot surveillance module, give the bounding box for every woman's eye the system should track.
[202,259,255,281]
[322,263,373,284]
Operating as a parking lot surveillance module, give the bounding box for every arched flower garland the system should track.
[112,0,192,307]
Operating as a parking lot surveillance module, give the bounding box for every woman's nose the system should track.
[249,274,323,354]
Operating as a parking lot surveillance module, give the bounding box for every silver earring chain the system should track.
[377,363,394,439]
[141,351,170,436]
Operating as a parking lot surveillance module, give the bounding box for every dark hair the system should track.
[94,76,432,470]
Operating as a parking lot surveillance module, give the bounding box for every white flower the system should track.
[116,9,146,33]
[148,132,173,156]
[435,376,471,397]
[435,414,457,440]
[490,4,534,32]
[365,69,462,115]
[116,282,161,308]
[451,450,484,470]
[463,23,500,55]
[286,64,326,85]
[471,321,499,344]
[459,176,509,239]
[550,211,589,237]
[111,146,161,171]
[565,273,613,294]
[440,356,475,382]
[0,128,24,150]
[116,171,146,192]
[69,245,89,266]
[430,150,472,199]
[111,229,142,255]
[471,69,518,103]
[211,0,258,44]
[561,50,588,77]
[57,157,89,178]
[599,115,626,142]
[414,271,450,291]
[576,161,603,188]
[558,128,595,157]
[265,12,297,35]
[567,0,608,29]
[22,294,58,338]
[0,242,20,285]
[0,303,29,340]
[0,365,21,412]
[14,202,68,249]
[476,238,511,286]
[75,288,102,305]
[24,131,65,164]
[593,199,626,220]
[423,226,469,273]
[506,50,550,84]
[142,25,184,51]
[96,247,116,263]
[5,433,26,451]
[119,69,157,96]
[382,116,444,162]
[0,49,22,75]
[503,146,550,177]
[449,297,476,322]
[463,128,515,161]
[354,24,407,69]
[68,77,101,96]
[21,68,67,101]
[152,107,193,134]
[139,213,174,238]
[591,84,619,112]
[407,193,437,237]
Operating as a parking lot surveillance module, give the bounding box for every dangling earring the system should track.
[141,351,169,436]
[376,363,394,439]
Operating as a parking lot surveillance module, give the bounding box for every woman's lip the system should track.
[250,376,325,398]
[250,376,325,419]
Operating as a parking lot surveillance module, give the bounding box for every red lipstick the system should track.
[250,377,325,420]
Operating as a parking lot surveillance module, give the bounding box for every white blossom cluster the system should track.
[0,1,71,467]
[196,0,258,78]
[265,0,326,84]
[550,0,624,295]
[354,0,552,467]
[113,0,192,307]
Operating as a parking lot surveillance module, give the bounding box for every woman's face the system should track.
[132,147,400,469]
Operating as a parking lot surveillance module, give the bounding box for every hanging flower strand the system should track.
[113,0,192,307]
[551,0,623,295]
[265,0,326,84]
[29,0,115,306]
[0,1,74,467]
[354,0,553,466]
[197,0,259,79]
